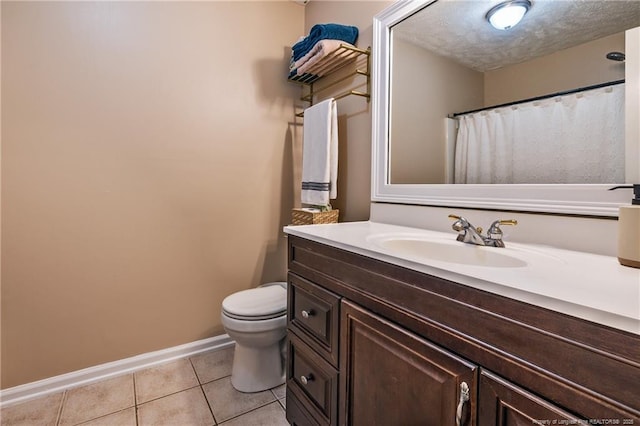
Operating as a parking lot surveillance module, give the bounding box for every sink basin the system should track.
[369,235,528,268]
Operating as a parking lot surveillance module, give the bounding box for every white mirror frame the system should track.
[371,0,637,217]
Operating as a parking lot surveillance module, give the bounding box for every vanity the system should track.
[283,222,639,425]
[283,0,639,424]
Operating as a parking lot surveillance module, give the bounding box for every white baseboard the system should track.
[0,334,234,408]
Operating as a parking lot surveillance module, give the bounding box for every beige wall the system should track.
[1,1,303,388]
[485,33,626,106]
[390,39,483,184]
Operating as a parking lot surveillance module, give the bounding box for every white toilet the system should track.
[221,281,288,393]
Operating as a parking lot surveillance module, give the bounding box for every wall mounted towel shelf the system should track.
[288,44,371,117]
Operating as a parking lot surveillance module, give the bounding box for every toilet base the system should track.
[230,338,285,393]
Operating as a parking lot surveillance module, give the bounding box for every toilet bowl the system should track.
[221,282,288,393]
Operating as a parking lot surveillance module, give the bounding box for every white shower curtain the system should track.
[454,84,625,184]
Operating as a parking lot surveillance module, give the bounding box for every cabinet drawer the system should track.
[287,332,339,426]
[286,387,322,426]
[288,274,340,366]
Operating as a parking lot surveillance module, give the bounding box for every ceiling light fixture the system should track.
[486,0,532,30]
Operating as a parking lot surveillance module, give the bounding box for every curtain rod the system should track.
[449,79,625,118]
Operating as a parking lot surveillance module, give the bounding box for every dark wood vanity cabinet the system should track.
[285,235,640,426]
[340,300,477,426]
[478,371,578,425]
[286,274,341,425]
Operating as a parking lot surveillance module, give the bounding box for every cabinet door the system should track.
[340,300,478,426]
[478,371,579,426]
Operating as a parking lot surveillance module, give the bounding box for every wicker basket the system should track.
[291,208,339,225]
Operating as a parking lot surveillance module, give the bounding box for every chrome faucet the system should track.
[448,215,517,247]
[449,215,486,245]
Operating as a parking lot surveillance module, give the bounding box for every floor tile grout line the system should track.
[187,355,207,386]
[53,373,137,426]
[72,407,135,426]
[197,384,218,426]
[270,387,285,400]
[118,353,233,422]
[188,346,234,387]
[132,368,137,406]
[186,356,204,387]
[135,383,202,407]
[55,390,67,426]
[219,400,286,425]
[132,373,139,426]
[198,373,232,389]
[216,397,281,425]
[187,356,219,425]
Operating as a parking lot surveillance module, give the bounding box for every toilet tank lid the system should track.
[222,285,287,317]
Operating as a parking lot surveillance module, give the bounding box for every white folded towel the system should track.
[301,98,338,207]
[295,40,354,76]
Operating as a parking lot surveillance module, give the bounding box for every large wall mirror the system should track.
[372,0,640,216]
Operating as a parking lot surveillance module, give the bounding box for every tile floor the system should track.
[1,346,289,426]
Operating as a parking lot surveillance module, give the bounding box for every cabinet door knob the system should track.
[456,381,470,426]
[301,309,314,319]
[300,374,314,385]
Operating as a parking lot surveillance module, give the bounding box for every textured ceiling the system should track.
[393,0,640,72]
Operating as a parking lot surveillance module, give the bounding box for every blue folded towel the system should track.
[292,23,358,61]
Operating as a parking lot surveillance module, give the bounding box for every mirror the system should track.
[372,0,640,216]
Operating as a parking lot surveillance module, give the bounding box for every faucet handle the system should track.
[487,219,518,238]
[448,214,463,230]
[484,219,517,247]
[449,214,483,234]
[448,214,469,232]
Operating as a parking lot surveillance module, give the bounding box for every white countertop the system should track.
[284,221,640,335]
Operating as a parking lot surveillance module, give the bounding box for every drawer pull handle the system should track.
[301,309,314,319]
[300,374,314,385]
[456,381,470,426]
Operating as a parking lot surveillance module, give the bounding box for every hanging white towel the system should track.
[301,98,338,206]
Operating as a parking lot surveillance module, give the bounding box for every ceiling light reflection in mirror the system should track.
[486,0,531,30]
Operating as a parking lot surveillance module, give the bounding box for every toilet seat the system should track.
[223,310,285,321]
[222,285,287,321]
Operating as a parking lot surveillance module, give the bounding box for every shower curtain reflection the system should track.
[453,84,625,184]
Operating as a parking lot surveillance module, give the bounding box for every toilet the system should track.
[221,281,288,393]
